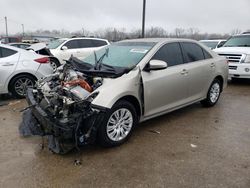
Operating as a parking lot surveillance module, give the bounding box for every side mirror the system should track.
[61,46,68,50]
[145,60,168,71]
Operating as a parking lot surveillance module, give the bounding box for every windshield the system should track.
[223,35,250,47]
[47,39,66,49]
[82,41,156,68]
[200,41,218,49]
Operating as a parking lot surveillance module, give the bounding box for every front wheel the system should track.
[201,79,221,107]
[97,100,138,147]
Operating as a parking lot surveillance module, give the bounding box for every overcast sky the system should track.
[1,0,250,35]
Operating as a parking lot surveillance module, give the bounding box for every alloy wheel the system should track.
[106,108,133,142]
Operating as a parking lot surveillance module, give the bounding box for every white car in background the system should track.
[214,34,250,80]
[0,44,53,98]
[47,37,109,65]
[200,40,227,50]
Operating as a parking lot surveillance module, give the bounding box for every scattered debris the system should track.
[148,130,161,134]
[190,144,197,148]
[74,159,82,166]
[8,100,21,106]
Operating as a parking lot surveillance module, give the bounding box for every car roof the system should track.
[200,39,226,42]
[234,34,250,37]
[9,43,31,45]
[63,37,108,41]
[0,43,22,51]
[119,38,198,44]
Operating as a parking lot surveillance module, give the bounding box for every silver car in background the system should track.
[21,38,228,154]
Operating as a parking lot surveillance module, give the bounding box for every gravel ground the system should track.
[0,80,250,188]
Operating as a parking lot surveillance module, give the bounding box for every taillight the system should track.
[34,57,49,64]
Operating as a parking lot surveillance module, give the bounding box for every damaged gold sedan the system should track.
[20,38,228,154]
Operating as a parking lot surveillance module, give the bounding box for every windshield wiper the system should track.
[94,48,109,70]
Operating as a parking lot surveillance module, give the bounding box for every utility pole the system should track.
[141,0,146,38]
[22,24,24,37]
[4,16,8,37]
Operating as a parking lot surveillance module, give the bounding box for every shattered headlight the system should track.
[86,92,99,103]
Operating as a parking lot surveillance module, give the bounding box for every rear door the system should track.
[0,47,19,91]
[180,42,215,101]
[77,39,108,59]
[141,42,189,117]
[77,39,96,59]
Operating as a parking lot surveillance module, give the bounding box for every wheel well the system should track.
[214,75,224,91]
[8,73,37,91]
[49,57,60,63]
[117,96,141,118]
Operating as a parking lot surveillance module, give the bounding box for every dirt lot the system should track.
[0,80,250,188]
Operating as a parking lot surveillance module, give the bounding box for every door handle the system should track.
[2,63,14,66]
[210,63,215,68]
[180,69,188,75]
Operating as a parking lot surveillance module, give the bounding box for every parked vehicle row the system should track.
[4,34,250,154]
[19,38,228,154]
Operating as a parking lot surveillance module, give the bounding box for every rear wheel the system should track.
[50,58,60,71]
[201,79,221,107]
[97,100,138,147]
[9,74,36,98]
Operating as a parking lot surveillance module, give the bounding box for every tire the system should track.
[9,74,36,98]
[201,79,221,107]
[97,100,138,147]
[50,58,60,71]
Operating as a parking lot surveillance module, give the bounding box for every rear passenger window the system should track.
[181,43,205,63]
[92,40,108,47]
[152,43,184,67]
[64,40,79,49]
[78,39,94,48]
[0,47,17,58]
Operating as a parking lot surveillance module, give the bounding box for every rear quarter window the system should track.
[0,47,17,58]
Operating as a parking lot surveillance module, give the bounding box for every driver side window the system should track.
[152,43,184,67]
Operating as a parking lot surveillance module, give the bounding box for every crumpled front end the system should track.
[19,64,107,154]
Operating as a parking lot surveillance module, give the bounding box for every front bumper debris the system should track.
[19,89,106,154]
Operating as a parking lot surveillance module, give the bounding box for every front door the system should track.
[141,42,189,117]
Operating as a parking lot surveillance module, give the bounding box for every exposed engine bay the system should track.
[19,61,108,154]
